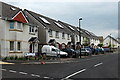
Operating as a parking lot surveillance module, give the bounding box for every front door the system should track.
[29,44,32,53]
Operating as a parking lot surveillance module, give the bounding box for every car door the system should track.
[51,48,57,56]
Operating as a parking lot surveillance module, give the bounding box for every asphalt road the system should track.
[1,53,119,80]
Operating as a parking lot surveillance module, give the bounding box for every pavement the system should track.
[0,61,14,64]
[1,52,117,65]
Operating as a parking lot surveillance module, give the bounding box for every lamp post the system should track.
[110,33,111,51]
[79,18,82,58]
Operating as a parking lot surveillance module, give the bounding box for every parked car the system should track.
[61,48,77,58]
[95,47,104,54]
[42,45,68,57]
[81,48,92,56]
[103,48,111,52]
[24,53,36,57]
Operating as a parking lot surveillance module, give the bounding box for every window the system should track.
[39,17,50,24]
[67,34,70,40]
[29,26,34,33]
[10,22,14,29]
[52,48,56,52]
[68,26,74,31]
[62,32,65,39]
[76,35,78,41]
[17,22,22,30]
[54,22,64,29]
[10,41,14,51]
[62,44,65,49]
[49,29,52,37]
[17,42,21,51]
[55,31,59,38]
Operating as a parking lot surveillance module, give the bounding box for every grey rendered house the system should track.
[0,2,39,57]
[24,9,73,52]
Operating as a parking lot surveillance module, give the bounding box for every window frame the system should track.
[10,41,14,51]
[17,42,21,51]
[55,31,59,38]
[10,22,14,29]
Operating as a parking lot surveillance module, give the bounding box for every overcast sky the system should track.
[0,0,119,38]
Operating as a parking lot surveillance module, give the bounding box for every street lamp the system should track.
[109,33,112,51]
[79,18,82,58]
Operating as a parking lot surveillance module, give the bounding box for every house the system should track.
[103,35,120,48]
[0,2,101,57]
[24,9,72,51]
[58,21,100,48]
[0,2,39,57]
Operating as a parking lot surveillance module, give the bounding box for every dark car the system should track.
[95,47,104,54]
[61,48,77,58]
[103,48,110,52]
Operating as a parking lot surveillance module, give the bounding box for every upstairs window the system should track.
[17,22,22,30]
[54,22,64,29]
[68,26,75,31]
[10,22,14,29]
[55,31,59,38]
[67,34,70,40]
[49,29,53,37]
[29,26,35,33]
[76,35,78,41]
[39,17,50,24]
[62,32,65,39]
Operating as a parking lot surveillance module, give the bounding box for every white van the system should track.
[41,45,68,57]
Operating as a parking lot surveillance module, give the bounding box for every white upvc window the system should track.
[17,42,21,51]
[10,22,14,29]
[49,29,53,37]
[67,34,70,40]
[76,35,78,41]
[56,31,59,38]
[17,22,23,30]
[62,32,65,39]
[29,26,35,33]
[10,41,14,51]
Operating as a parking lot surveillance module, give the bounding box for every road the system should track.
[1,53,119,80]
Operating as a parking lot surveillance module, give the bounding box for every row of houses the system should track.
[0,2,101,57]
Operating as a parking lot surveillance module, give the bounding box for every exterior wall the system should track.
[103,37,120,48]
[0,2,2,17]
[46,30,71,45]
[0,19,38,57]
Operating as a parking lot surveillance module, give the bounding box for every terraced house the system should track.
[0,2,39,57]
[0,2,100,57]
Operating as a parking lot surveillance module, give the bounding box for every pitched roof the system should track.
[104,35,120,44]
[25,9,72,34]
[0,2,38,26]
[1,2,21,20]
[12,11,28,23]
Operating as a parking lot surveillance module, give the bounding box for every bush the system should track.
[3,57,8,60]
[10,56,14,60]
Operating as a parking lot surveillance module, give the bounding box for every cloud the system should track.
[0,0,118,38]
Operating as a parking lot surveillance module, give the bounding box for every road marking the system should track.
[31,74,40,77]
[19,72,28,75]
[94,62,103,67]
[9,70,16,73]
[1,69,6,71]
[64,69,86,79]
[43,77,50,79]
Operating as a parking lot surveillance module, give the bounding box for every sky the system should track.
[0,0,119,38]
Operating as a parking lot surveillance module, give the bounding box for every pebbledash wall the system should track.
[0,18,38,57]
